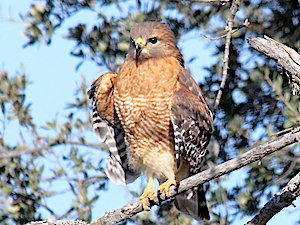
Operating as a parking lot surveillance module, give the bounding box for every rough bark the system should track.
[246,36,300,225]
[25,219,89,225]
[247,36,300,95]
[25,130,300,225]
[92,130,300,225]
[246,171,300,225]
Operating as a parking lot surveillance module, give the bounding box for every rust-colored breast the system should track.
[113,57,180,176]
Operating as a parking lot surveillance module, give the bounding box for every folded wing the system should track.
[170,69,213,220]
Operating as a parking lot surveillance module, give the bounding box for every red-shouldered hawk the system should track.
[88,21,213,221]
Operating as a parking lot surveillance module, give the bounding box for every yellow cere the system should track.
[136,37,143,45]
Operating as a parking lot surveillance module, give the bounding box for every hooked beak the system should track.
[135,37,144,66]
[135,44,143,61]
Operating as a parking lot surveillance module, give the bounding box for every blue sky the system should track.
[1,1,300,224]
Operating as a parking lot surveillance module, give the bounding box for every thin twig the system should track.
[264,73,299,117]
[49,147,78,196]
[272,127,294,137]
[276,160,297,185]
[214,0,241,115]
[201,19,250,41]
[0,140,105,159]
[25,219,88,225]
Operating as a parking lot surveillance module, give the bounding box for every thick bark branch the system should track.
[91,130,300,225]
[246,36,300,224]
[25,130,300,225]
[247,36,300,95]
[25,219,89,225]
[246,171,300,225]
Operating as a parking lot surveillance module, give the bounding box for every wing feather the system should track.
[171,69,213,221]
[88,72,139,185]
[171,81,213,173]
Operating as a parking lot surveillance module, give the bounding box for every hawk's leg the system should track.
[138,174,155,210]
[157,174,176,197]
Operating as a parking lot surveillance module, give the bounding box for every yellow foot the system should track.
[138,185,155,210]
[157,178,177,197]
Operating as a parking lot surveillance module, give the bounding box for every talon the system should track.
[138,187,155,210]
[158,178,177,197]
[138,174,155,210]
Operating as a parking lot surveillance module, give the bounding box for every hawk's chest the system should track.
[113,58,179,175]
[114,75,176,129]
[113,59,178,139]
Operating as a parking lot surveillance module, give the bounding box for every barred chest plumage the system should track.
[113,58,180,179]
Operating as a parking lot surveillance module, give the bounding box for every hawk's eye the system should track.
[148,37,158,44]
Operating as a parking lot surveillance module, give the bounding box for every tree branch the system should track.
[246,35,300,225]
[91,129,300,225]
[0,148,43,159]
[247,36,300,95]
[25,129,300,224]
[0,140,105,159]
[214,0,241,113]
[264,73,299,116]
[25,219,89,225]
[246,171,300,225]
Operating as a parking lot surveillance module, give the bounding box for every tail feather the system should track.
[105,125,127,185]
[90,101,127,185]
[106,152,127,185]
[174,184,210,221]
[105,125,140,185]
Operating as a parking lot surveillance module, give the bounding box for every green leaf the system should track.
[117,41,129,51]
[275,75,283,93]
[2,186,12,194]
[7,206,20,214]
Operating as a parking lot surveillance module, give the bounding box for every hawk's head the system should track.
[127,21,184,66]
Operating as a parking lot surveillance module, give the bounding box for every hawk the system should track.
[88,21,213,221]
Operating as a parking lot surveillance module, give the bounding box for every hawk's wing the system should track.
[170,69,213,221]
[88,72,139,185]
[171,69,213,173]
